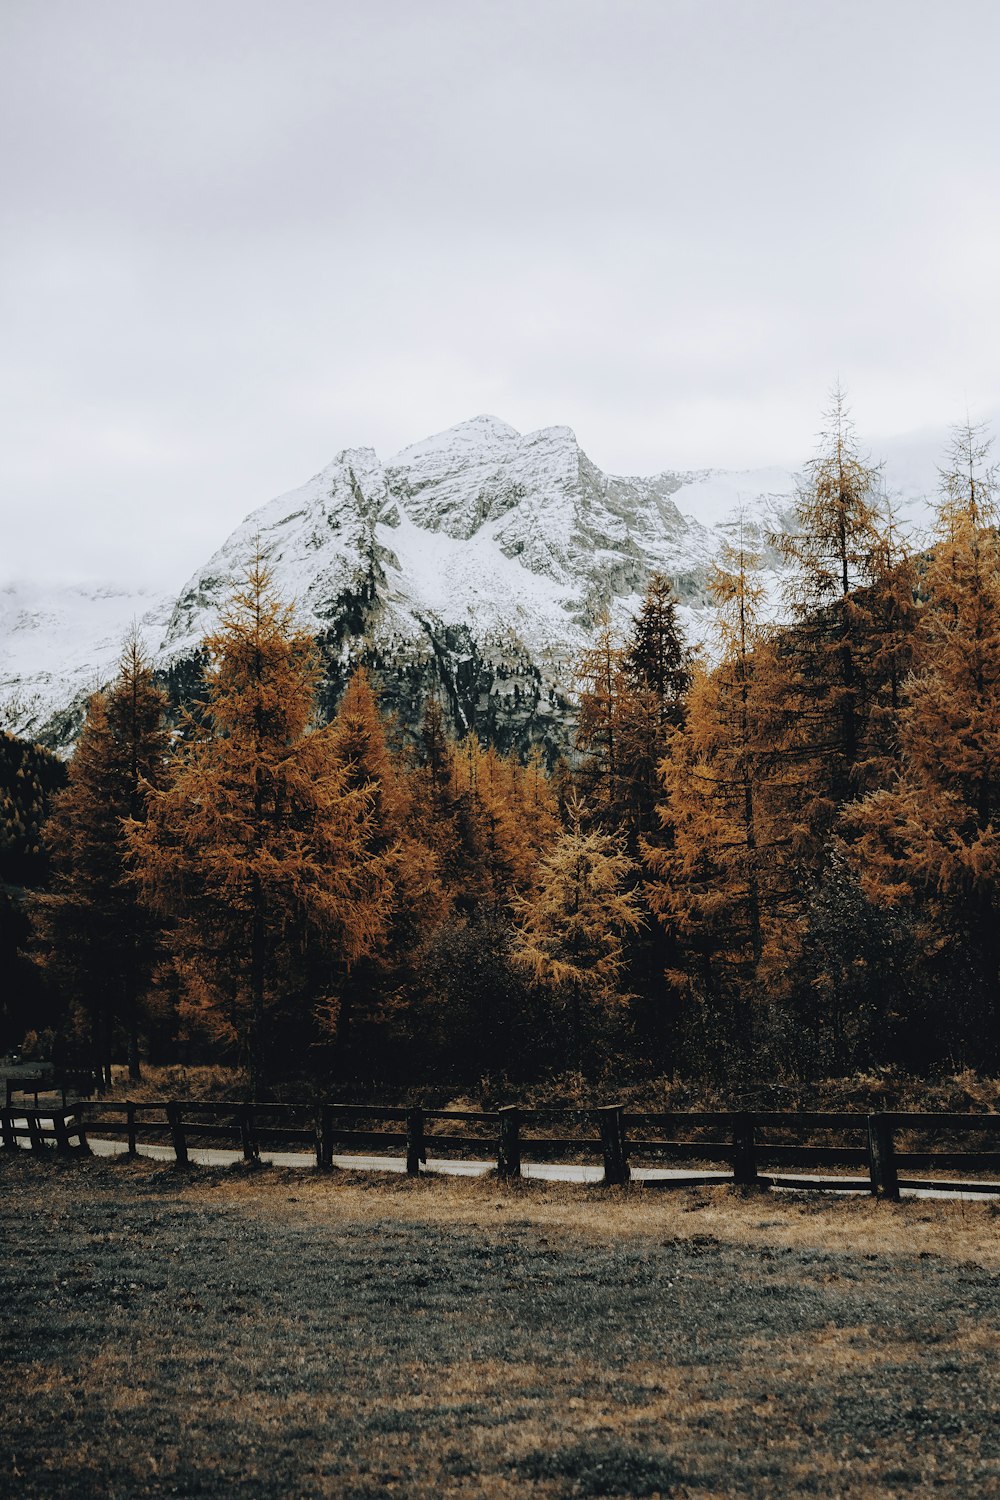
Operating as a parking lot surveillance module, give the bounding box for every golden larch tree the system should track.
[844,422,1000,1060]
[645,532,797,1061]
[511,801,642,1071]
[325,666,446,1067]
[770,385,885,858]
[434,734,557,914]
[127,556,388,1096]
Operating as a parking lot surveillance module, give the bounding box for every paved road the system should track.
[11,1120,999,1202]
[83,1137,727,1183]
[77,1134,1000,1201]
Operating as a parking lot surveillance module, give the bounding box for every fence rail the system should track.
[3,1099,1000,1198]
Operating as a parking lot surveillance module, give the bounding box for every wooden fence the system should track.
[1,1107,89,1155]
[3,1099,1000,1198]
[5,1070,99,1108]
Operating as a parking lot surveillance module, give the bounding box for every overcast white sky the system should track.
[3,0,1000,589]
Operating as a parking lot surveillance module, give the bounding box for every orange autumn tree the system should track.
[844,422,1000,1062]
[409,693,458,875]
[473,739,560,895]
[325,666,447,1065]
[127,556,388,1095]
[401,699,564,1076]
[433,732,559,915]
[513,744,562,865]
[645,532,797,1062]
[511,800,642,1071]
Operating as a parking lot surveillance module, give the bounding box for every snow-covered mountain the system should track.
[0,582,173,744]
[0,413,933,754]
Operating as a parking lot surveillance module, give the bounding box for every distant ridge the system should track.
[0,414,946,752]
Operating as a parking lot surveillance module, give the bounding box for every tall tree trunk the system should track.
[126,1005,142,1082]
[648,920,676,1079]
[100,1006,113,1092]
[91,1010,106,1095]
[742,772,763,971]
[249,874,266,1101]
[570,984,584,1075]
[125,931,142,1082]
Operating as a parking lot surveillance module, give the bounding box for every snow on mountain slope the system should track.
[0,413,943,752]
[665,467,798,528]
[0,582,171,740]
[161,446,395,662]
[154,419,794,708]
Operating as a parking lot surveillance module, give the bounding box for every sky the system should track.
[2,0,1000,590]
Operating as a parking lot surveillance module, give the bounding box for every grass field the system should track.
[2,1155,999,1498]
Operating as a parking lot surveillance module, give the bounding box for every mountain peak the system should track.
[525,422,579,447]
[12,411,890,752]
[387,413,520,468]
[455,413,520,440]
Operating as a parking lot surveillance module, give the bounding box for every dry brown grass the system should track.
[100,1063,244,1102]
[97,1065,1000,1117]
[2,1154,998,1498]
[205,1165,1000,1272]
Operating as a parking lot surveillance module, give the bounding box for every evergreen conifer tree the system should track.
[619,572,692,841]
[39,632,169,1083]
[645,534,796,1063]
[0,731,66,1056]
[417,693,451,809]
[856,491,920,791]
[574,614,628,828]
[511,801,642,1071]
[770,385,884,858]
[325,667,445,1068]
[623,572,692,723]
[0,732,66,885]
[844,422,1000,1062]
[127,557,388,1095]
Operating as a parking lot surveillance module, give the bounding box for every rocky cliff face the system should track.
[2,415,804,754]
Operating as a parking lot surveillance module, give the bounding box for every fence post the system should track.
[599,1105,630,1187]
[72,1109,91,1155]
[167,1102,189,1168]
[1,1108,16,1151]
[317,1104,335,1170]
[239,1103,260,1165]
[406,1107,425,1176]
[867,1113,900,1201]
[53,1110,72,1155]
[27,1111,44,1154]
[315,1105,329,1170]
[497,1106,521,1179]
[126,1103,137,1158]
[732,1112,759,1187]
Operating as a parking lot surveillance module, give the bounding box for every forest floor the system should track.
[2,1153,999,1498]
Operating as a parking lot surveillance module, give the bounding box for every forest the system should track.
[2,398,999,1098]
